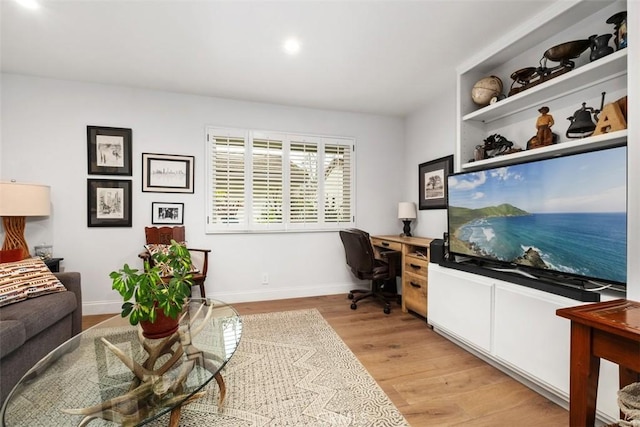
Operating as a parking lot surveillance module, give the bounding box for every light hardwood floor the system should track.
[83,294,569,426]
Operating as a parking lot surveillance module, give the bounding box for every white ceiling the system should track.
[1,0,555,117]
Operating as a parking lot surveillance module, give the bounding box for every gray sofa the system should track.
[0,272,82,405]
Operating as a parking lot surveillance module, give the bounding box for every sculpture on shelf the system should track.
[476,134,514,159]
[536,106,555,146]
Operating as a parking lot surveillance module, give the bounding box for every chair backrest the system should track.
[339,228,376,280]
[145,226,186,245]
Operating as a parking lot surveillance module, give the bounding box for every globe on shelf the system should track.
[471,75,503,106]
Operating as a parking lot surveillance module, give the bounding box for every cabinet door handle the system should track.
[381,242,389,247]
[410,263,421,270]
[410,282,421,288]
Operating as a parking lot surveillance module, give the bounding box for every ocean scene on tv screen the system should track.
[448,146,627,284]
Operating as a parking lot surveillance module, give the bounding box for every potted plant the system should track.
[110,240,193,338]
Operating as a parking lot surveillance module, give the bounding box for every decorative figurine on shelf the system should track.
[536,106,554,145]
[527,106,558,149]
[478,134,514,159]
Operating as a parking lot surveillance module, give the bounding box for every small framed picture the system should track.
[87,179,132,227]
[142,153,195,193]
[87,126,132,176]
[418,155,453,210]
[151,202,184,225]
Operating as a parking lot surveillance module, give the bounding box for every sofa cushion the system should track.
[0,257,66,307]
[0,291,76,340]
[0,321,25,358]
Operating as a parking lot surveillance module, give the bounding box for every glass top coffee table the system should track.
[1,299,241,426]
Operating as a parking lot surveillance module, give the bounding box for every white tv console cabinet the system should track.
[428,263,620,422]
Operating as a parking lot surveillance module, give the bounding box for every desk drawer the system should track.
[403,272,427,317]
[404,256,428,277]
[371,238,402,252]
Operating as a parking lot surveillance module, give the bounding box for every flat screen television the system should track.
[446,145,627,294]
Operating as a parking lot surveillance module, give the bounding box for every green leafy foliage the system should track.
[109,240,193,326]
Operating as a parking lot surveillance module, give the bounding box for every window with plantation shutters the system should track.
[206,127,355,233]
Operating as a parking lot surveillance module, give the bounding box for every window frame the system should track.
[206,127,356,233]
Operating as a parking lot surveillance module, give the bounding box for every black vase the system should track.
[589,34,614,62]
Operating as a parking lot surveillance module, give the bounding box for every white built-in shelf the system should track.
[461,129,627,170]
[462,49,627,124]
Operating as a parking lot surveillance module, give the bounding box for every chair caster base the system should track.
[350,303,357,310]
[348,293,354,300]
[383,306,391,315]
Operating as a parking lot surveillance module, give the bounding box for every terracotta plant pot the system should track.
[139,308,179,339]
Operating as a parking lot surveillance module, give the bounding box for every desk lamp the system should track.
[398,202,416,237]
[0,181,51,260]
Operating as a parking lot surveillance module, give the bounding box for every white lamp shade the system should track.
[398,202,416,219]
[0,182,51,216]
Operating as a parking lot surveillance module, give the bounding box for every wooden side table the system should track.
[44,257,63,272]
[556,299,640,426]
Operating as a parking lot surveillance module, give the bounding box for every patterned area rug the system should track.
[5,309,406,426]
[152,308,408,426]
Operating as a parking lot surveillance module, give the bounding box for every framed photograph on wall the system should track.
[151,202,184,225]
[418,155,453,210]
[87,126,132,176]
[87,179,132,227]
[142,153,194,193]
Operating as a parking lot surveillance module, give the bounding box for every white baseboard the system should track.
[83,283,365,315]
[212,283,361,304]
[83,300,124,316]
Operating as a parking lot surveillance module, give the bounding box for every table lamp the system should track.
[398,202,416,237]
[0,181,51,260]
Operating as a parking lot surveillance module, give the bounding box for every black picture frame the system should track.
[151,202,184,225]
[142,153,195,193]
[87,179,132,227]
[87,126,132,176]
[418,155,453,210]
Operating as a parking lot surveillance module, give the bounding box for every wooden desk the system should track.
[556,299,640,426]
[371,235,433,318]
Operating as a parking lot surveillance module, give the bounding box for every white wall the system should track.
[0,73,405,314]
[403,82,457,240]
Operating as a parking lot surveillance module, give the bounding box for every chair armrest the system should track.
[187,248,210,276]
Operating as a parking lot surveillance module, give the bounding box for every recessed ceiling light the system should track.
[283,38,301,55]
[14,0,40,10]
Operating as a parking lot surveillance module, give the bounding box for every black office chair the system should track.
[339,228,400,314]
